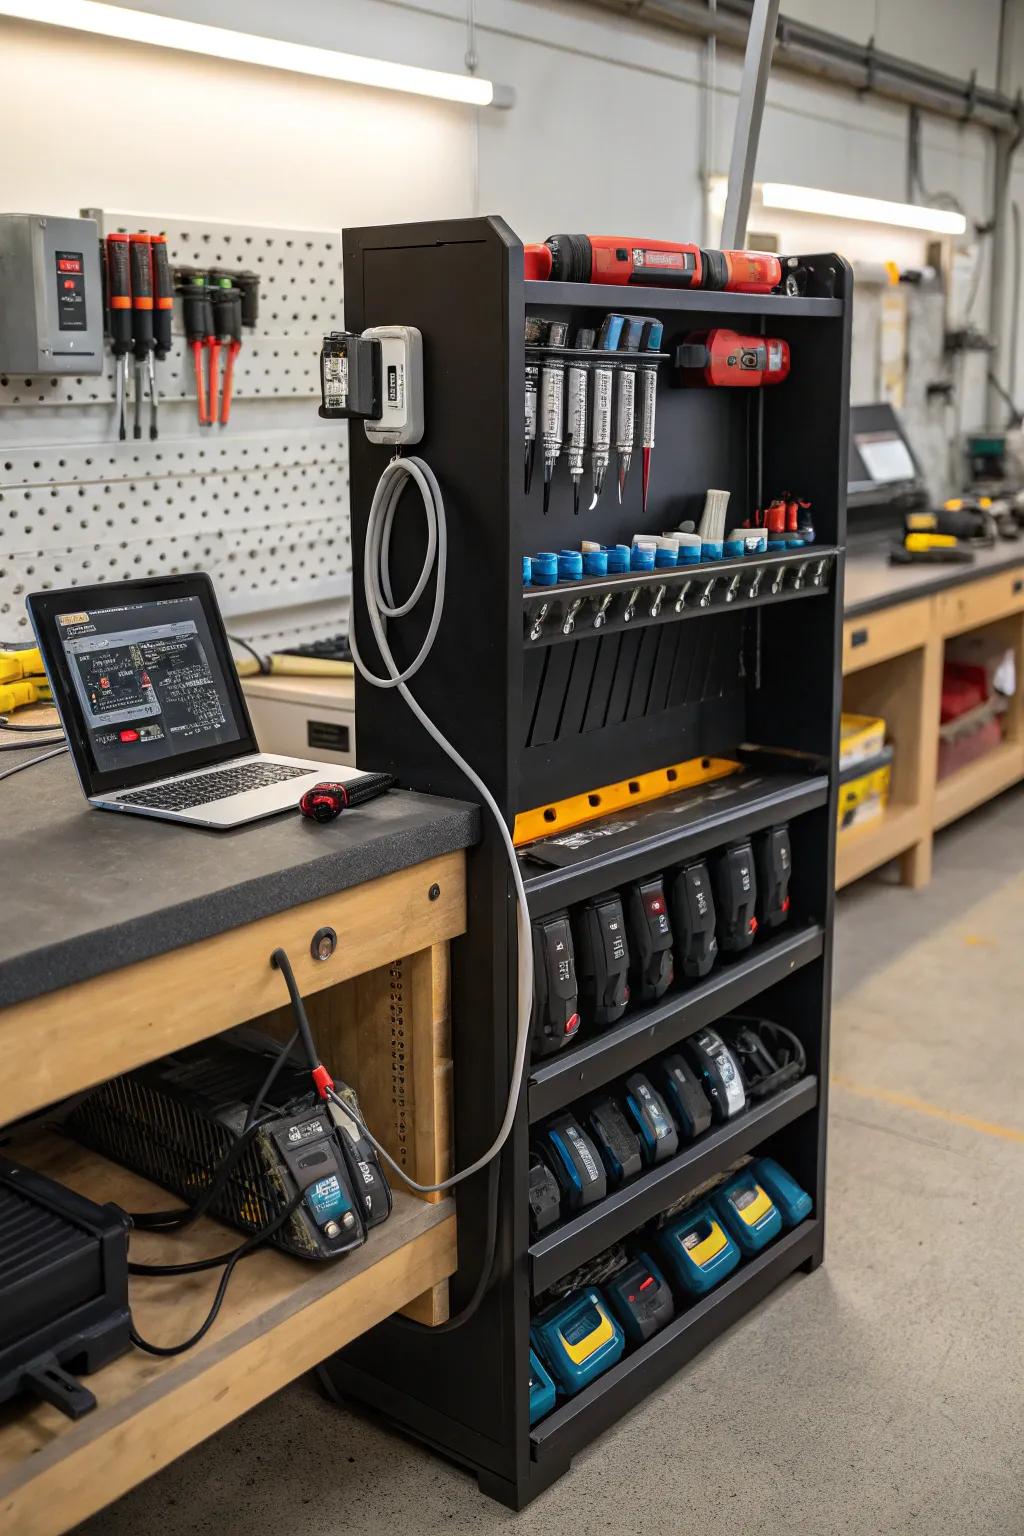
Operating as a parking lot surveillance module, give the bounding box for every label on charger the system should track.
[615,367,635,447]
[565,1123,601,1183]
[386,362,403,408]
[323,352,349,407]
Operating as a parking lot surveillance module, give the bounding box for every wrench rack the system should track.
[524,546,837,645]
[327,217,851,1511]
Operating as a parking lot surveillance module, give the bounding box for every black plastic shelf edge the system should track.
[528,922,823,1121]
[526,281,843,319]
[524,774,829,917]
[530,1075,818,1294]
[529,1219,819,1466]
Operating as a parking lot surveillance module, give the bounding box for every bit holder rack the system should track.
[324,217,851,1510]
[524,547,837,644]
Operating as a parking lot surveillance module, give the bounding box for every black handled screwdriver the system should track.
[129,233,154,441]
[150,233,174,441]
[105,232,132,441]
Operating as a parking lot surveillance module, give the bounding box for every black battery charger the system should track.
[623,876,674,1003]
[669,860,718,978]
[754,824,792,929]
[531,909,581,1058]
[584,1095,643,1187]
[711,841,759,952]
[656,1053,712,1139]
[573,892,630,1027]
[539,1112,607,1212]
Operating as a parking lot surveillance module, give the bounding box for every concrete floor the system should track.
[79,787,1024,1536]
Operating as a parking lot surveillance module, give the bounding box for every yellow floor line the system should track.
[831,1074,1024,1146]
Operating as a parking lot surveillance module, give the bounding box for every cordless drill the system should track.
[524,234,781,294]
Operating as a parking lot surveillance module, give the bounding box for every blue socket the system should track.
[558,549,584,582]
[631,545,656,572]
[584,548,609,577]
[533,551,558,586]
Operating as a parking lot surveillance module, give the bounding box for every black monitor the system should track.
[847,402,927,542]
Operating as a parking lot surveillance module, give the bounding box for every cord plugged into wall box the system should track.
[319,325,424,444]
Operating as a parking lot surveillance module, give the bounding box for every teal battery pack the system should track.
[528,1342,557,1424]
[713,1168,783,1255]
[533,1288,625,1396]
[751,1157,813,1227]
[657,1201,740,1295]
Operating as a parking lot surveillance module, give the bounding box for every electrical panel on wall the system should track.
[0,211,350,648]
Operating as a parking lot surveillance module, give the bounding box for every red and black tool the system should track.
[210,279,243,425]
[524,234,782,294]
[299,772,396,823]
[128,233,154,440]
[105,232,132,441]
[676,329,791,387]
[150,233,174,441]
[177,271,213,425]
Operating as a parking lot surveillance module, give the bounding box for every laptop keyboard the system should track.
[115,761,310,812]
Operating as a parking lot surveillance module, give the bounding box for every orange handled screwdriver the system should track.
[178,273,212,424]
[150,233,174,441]
[129,233,154,441]
[105,232,132,441]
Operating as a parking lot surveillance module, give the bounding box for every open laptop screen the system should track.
[29,574,259,797]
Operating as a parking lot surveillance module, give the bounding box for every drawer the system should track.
[937,568,1024,636]
[843,600,931,673]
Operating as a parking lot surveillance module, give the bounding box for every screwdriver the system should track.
[217,282,243,425]
[150,233,174,441]
[615,315,644,504]
[637,318,664,513]
[524,316,545,495]
[105,232,132,441]
[129,233,154,441]
[540,320,569,515]
[565,327,595,516]
[234,269,260,330]
[590,313,624,510]
[178,272,213,425]
[207,275,235,427]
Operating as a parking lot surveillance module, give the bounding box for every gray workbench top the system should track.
[0,747,479,1009]
[844,540,1024,618]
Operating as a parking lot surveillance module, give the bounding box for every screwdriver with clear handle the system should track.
[637,318,664,513]
[540,320,569,514]
[565,327,594,515]
[615,315,644,503]
[589,312,624,510]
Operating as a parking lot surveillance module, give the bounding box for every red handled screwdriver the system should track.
[150,233,174,441]
[129,233,154,441]
[105,232,132,441]
[178,273,212,424]
[218,283,243,425]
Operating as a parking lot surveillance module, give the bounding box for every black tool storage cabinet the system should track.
[325,216,851,1508]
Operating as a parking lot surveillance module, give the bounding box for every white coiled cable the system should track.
[347,455,533,1193]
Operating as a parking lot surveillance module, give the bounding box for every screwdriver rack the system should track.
[327,217,851,1508]
[0,211,350,652]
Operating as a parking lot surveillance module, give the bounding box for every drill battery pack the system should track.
[657,1202,740,1296]
[713,1169,782,1255]
[533,1288,625,1396]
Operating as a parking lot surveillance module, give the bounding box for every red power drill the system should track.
[524,234,781,294]
[677,329,791,387]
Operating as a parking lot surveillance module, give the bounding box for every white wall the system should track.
[0,0,1016,446]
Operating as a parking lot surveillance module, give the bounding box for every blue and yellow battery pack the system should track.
[533,1288,625,1396]
[713,1169,783,1255]
[528,1343,557,1424]
[751,1157,813,1228]
[658,1202,740,1295]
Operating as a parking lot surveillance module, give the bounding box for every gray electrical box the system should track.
[0,213,104,375]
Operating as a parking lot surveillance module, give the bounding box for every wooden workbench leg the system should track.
[899,629,942,889]
[399,943,453,1324]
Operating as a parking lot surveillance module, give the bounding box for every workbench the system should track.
[0,742,478,1535]
[839,541,1024,889]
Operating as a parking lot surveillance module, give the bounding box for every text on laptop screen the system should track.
[56,595,243,775]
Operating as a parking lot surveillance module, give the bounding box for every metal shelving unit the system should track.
[324,216,851,1508]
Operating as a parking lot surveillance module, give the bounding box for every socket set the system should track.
[529,826,793,1060]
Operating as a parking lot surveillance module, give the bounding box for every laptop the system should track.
[28,572,367,829]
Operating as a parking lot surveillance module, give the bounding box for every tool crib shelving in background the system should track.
[324,216,851,1508]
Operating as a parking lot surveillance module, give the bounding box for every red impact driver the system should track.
[676,330,791,387]
[524,234,782,294]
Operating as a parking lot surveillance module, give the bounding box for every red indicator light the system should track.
[749,916,758,933]
[63,279,75,290]
[639,1276,655,1290]
[565,1012,580,1036]
[119,728,139,742]
[782,897,790,912]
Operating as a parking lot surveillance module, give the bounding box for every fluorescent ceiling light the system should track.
[760,182,966,235]
[0,0,513,107]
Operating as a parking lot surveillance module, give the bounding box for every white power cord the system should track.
[347,454,533,1194]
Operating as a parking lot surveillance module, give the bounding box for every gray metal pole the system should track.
[713,0,780,249]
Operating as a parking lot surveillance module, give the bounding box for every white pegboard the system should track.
[0,211,351,645]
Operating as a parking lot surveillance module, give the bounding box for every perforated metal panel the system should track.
[0,211,351,646]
